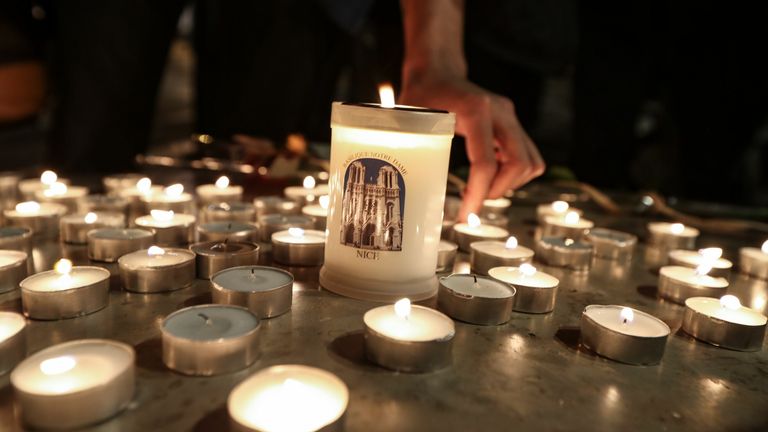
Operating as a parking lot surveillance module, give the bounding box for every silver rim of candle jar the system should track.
[579,309,669,365]
[87,229,155,262]
[363,322,454,373]
[681,301,767,351]
[668,254,731,278]
[536,238,593,271]
[138,222,195,246]
[452,228,507,253]
[739,250,768,280]
[0,252,28,294]
[0,227,33,251]
[10,339,135,430]
[657,271,727,304]
[585,228,637,261]
[511,281,559,314]
[271,237,324,266]
[20,267,111,320]
[436,242,458,272]
[210,265,293,318]
[469,244,533,275]
[190,241,261,279]
[3,212,64,238]
[647,230,697,250]
[161,305,261,376]
[118,249,195,293]
[0,319,26,374]
[437,275,515,325]
[197,223,259,243]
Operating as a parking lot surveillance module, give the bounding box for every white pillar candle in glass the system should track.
[739,240,768,280]
[320,94,455,301]
[452,213,510,253]
[196,176,244,205]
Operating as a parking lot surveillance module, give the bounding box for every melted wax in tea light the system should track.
[658,264,729,304]
[739,240,768,280]
[211,265,294,318]
[469,236,534,275]
[580,305,670,365]
[196,176,244,206]
[271,227,325,266]
[682,295,767,351]
[452,213,509,252]
[118,246,195,293]
[0,311,26,374]
[438,274,516,325]
[489,264,559,314]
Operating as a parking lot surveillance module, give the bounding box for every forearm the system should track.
[400,0,467,81]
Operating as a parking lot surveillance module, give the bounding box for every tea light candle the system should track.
[198,221,259,243]
[580,305,670,365]
[0,249,28,293]
[118,177,163,219]
[87,228,155,262]
[211,265,294,318]
[480,212,509,229]
[190,240,260,279]
[363,298,455,372]
[0,226,33,253]
[682,295,767,351]
[469,236,534,275]
[35,181,89,214]
[271,228,326,266]
[135,210,196,246]
[141,183,195,214]
[489,264,559,313]
[259,214,314,243]
[739,240,768,280]
[452,213,509,252]
[647,222,699,250]
[0,311,26,374]
[4,201,68,238]
[301,194,330,230]
[102,173,144,194]
[17,170,69,201]
[228,365,348,432]
[20,259,110,320]
[481,197,511,215]
[536,200,581,225]
[585,228,637,261]
[161,304,260,375]
[60,211,125,244]
[668,247,733,278]
[77,194,129,217]
[658,265,729,304]
[196,176,244,206]
[118,246,195,293]
[284,175,330,205]
[542,211,594,240]
[10,339,135,430]
[436,240,458,272]
[201,202,256,223]
[537,237,594,271]
[437,274,515,325]
[253,196,300,219]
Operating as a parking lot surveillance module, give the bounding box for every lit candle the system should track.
[301,194,330,230]
[189,240,260,279]
[284,175,330,205]
[469,236,534,275]
[320,91,455,302]
[259,214,314,243]
[198,221,259,243]
[682,295,767,351]
[668,247,733,278]
[35,181,89,214]
[481,197,511,215]
[10,339,135,430]
[228,365,349,432]
[211,265,294,319]
[253,196,300,220]
[542,211,594,240]
[60,211,125,244]
[452,213,510,253]
[118,177,162,219]
[585,228,637,261]
[363,298,455,372]
[86,227,155,262]
[537,237,594,271]
[0,311,26,374]
[658,264,729,304]
[0,249,28,293]
[436,239,458,272]
[536,200,581,225]
[17,170,70,201]
[271,228,326,266]
[102,173,144,195]
[135,209,196,246]
[161,304,260,375]
[141,183,195,215]
[488,264,559,313]
[201,201,256,224]
[647,222,699,250]
[118,246,195,293]
[739,240,768,280]
[580,305,670,365]
[78,194,129,217]
[3,201,68,238]
[196,175,244,206]
[437,274,516,325]
[19,259,110,320]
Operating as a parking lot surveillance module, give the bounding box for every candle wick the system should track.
[198,313,212,325]
[622,318,627,324]
[227,223,232,231]
[224,237,229,244]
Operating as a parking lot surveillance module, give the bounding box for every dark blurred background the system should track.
[1,1,766,207]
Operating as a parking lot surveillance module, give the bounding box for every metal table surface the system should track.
[1,203,767,432]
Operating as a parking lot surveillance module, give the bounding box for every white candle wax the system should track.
[18,172,69,198]
[22,266,109,292]
[228,365,348,432]
[284,178,329,203]
[212,266,293,292]
[119,247,195,269]
[196,177,243,203]
[686,297,767,326]
[163,305,259,341]
[0,311,25,343]
[489,265,559,289]
[364,303,454,342]
[482,197,511,209]
[102,173,144,193]
[272,228,326,245]
[135,212,196,228]
[439,274,513,299]
[470,240,534,260]
[453,221,509,241]
[669,249,733,271]
[119,184,163,200]
[544,213,594,230]
[4,201,67,218]
[301,203,328,218]
[142,184,193,204]
[583,305,670,337]
[0,250,27,268]
[659,266,729,289]
[741,245,768,264]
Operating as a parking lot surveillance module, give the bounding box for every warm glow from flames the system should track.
[151,209,174,222]
[84,212,98,224]
[302,176,316,190]
[670,223,685,235]
[147,246,165,256]
[54,259,73,276]
[698,247,722,261]
[620,307,634,324]
[762,240,768,254]
[694,264,712,276]
[505,236,518,249]
[564,211,580,225]
[215,176,230,189]
[551,201,569,213]
[15,201,40,213]
[378,83,396,108]
[288,227,305,238]
[519,263,537,277]
[720,295,741,310]
[467,213,481,228]
[40,170,57,186]
[394,298,411,319]
[136,177,152,194]
[40,356,76,375]
[165,183,184,197]
[319,195,330,210]
[44,182,68,197]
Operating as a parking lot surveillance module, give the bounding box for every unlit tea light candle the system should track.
[668,247,732,278]
[135,209,196,246]
[60,211,125,244]
[202,202,256,224]
[87,227,155,262]
[585,228,637,261]
[118,246,195,293]
[580,305,670,365]
[211,265,294,318]
[537,237,593,271]
[647,222,699,250]
[0,311,26,374]
[198,221,259,243]
[682,295,767,351]
[271,227,325,266]
[10,339,135,430]
[489,264,559,314]
[740,240,768,280]
[452,213,509,252]
[196,176,243,206]
[658,264,729,304]
[438,274,515,325]
[190,240,260,279]
[470,236,534,275]
[0,249,27,293]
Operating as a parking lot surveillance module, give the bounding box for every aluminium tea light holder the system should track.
[118,247,196,293]
[469,237,534,275]
[647,222,699,250]
[60,212,126,244]
[271,228,326,266]
[189,240,260,280]
[197,221,259,243]
[211,266,294,319]
[437,274,516,325]
[668,248,733,278]
[134,212,196,246]
[0,311,26,374]
[19,263,111,320]
[536,237,594,272]
[585,228,637,261]
[78,194,130,217]
[0,250,28,293]
[253,196,301,220]
[201,202,256,223]
[3,202,68,239]
[488,264,559,314]
[436,240,458,272]
[657,265,729,304]
[87,228,156,262]
[681,296,767,351]
[258,214,314,243]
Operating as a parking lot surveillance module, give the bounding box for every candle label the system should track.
[340,156,405,253]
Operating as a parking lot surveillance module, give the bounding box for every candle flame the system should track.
[519,263,537,276]
[215,176,230,189]
[564,238,575,246]
[15,201,40,213]
[620,307,634,324]
[505,236,518,249]
[54,259,73,275]
[752,295,766,310]
[40,170,58,186]
[165,183,184,197]
[698,247,722,261]
[84,212,98,224]
[551,200,569,213]
[150,209,174,222]
[319,195,330,210]
[302,176,316,189]
[136,177,152,193]
[720,295,741,310]
[40,355,76,375]
[288,227,305,238]
[564,211,580,225]
[394,298,411,320]
[147,246,165,256]
[467,213,481,228]
[694,264,712,276]
[44,182,68,197]
[670,223,685,235]
[378,83,396,108]
[762,240,768,254]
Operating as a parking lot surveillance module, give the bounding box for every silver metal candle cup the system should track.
[190,241,260,279]
[211,266,294,318]
[667,251,732,279]
[536,237,593,271]
[512,281,558,314]
[136,217,196,246]
[4,203,68,238]
[452,227,508,253]
[198,222,259,243]
[271,234,325,267]
[480,213,509,229]
[541,219,591,241]
[103,173,144,194]
[585,228,637,261]
[253,196,301,219]
[0,226,33,253]
[259,214,314,242]
[469,241,534,275]
[580,306,669,365]
[681,298,767,351]
[658,266,728,304]
[20,267,111,320]
[87,228,155,262]
[161,305,260,376]
[647,229,698,250]
[437,275,516,325]
[437,241,458,272]
[0,313,26,374]
[202,202,256,223]
[364,314,454,373]
[60,212,126,244]
[141,196,196,215]
[118,248,196,293]
[78,194,130,217]
[738,248,768,280]
[0,250,28,293]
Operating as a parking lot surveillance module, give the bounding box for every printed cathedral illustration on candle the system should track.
[320,92,455,302]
